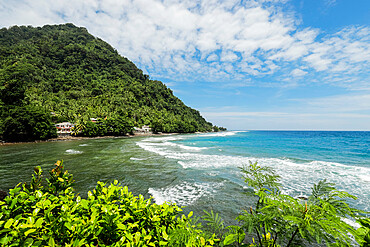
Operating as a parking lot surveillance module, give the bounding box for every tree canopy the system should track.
[0,24,215,141]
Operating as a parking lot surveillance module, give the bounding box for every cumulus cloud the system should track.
[0,0,369,88]
[304,27,370,73]
[290,68,307,77]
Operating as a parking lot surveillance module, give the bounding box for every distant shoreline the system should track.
[0,132,178,146]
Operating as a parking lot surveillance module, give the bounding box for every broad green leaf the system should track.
[24,228,36,236]
[64,222,72,230]
[48,237,55,247]
[224,234,237,245]
[0,235,11,245]
[33,208,40,216]
[43,199,51,207]
[200,237,205,245]
[134,232,141,243]
[188,211,193,218]
[4,219,14,229]
[35,218,44,228]
[162,231,168,240]
[19,224,33,228]
[24,238,34,246]
[117,224,126,230]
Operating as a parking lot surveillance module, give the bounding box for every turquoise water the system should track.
[0,131,369,224]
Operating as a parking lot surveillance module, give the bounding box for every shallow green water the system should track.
[0,136,248,224]
[1,137,169,194]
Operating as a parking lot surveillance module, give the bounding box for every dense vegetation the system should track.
[232,162,369,246]
[0,161,217,246]
[0,23,218,141]
[0,161,368,246]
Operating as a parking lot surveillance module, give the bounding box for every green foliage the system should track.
[225,161,366,247]
[202,210,226,241]
[105,116,134,136]
[75,117,134,137]
[0,161,217,246]
[0,160,367,246]
[0,24,213,141]
[223,225,246,247]
[240,161,281,194]
[212,126,227,132]
[1,105,57,141]
[356,217,370,246]
[0,58,36,106]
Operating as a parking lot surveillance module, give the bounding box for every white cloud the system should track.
[303,26,370,74]
[220,50,238,62]
[0,0,369,88]
[303,53,332,71]
[207,53,218,62]
[290,68,307,77]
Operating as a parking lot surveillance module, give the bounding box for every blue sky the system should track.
[1,0,369,130]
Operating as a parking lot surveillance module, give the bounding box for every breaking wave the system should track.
[148,181,224,205]
[137,135,370,211]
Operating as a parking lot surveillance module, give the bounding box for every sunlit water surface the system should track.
[1,131,369,224]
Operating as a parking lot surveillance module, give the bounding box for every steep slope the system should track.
[0,24,214,140]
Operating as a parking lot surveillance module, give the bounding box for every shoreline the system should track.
[0,132,178,146]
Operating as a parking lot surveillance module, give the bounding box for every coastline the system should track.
[0,132,178,146]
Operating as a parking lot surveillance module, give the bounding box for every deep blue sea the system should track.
[138,131,370,216]
[1,131,369,224]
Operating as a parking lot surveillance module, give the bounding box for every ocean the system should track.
[0,131,369,224]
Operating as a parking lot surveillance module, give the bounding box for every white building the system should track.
[133,125,152,133]
[55,122,74,134]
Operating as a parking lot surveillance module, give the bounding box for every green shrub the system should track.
[1,160,367,247]
[220,161,367,247]
[356,217,370,246]
[1,105,57,142]
[0,161,217,246]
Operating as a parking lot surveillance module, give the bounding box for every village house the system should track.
[55,122,74,135]
[133,125,151,133]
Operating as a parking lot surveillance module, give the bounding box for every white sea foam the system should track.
[261,159,370,210]
[207,171,220,176]
[148,181,224,205]
[65,149,83,154]
[137,136,370,211]
[197,131,247,137]
[138,137,239,167]
[137,141,209,159]
[358,174,370,182]
[142,135,184,142]
[342,217,361,229]
[177,144,208,151]
[130,157,146,161]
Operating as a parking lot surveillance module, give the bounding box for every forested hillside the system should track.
[0,24,215,141]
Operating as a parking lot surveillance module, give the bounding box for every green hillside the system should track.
[0,24,216,141]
